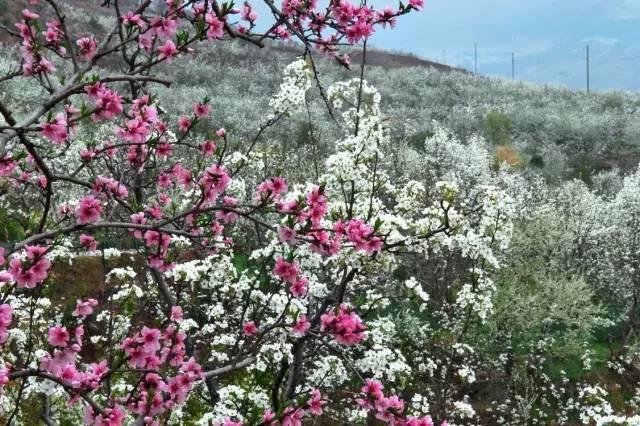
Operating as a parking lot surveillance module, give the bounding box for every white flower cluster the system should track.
[267,58,312,118]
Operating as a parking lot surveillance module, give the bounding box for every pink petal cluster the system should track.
[72,298,98,319]
[15,9,57,76]
[291,314,311,337]
[85,82,124,121]
[7,245,51,288]
[94,175,129,199]
[76,36,97,59]
[358,379,439,426]
[256,177,288,202]
[320,304,367,346]
[205,13,225,39]
[193,103,210,118]
[0,367,9,391]
[158,39,179,62]
[273,257,309,298]
[342,218,383,253]
[118,322,203,419]
[116,119,150,143]
[76,195,102,224]
[84,405,126,426]
[47,325,70,347]
[121,11,145,29]
[199,165,231,204]
[79,234,98,251]
[0,304,12,344]
[215,196,240,224]
[41,112,69,145]
[242,321,258,336]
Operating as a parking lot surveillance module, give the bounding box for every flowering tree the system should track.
[5,1,640,423]
[0,0,493,424]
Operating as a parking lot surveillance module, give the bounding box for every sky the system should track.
[362,0,640,91]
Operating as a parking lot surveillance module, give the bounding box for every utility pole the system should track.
[443,49,446,65]
[586,44,590,93]
[474,42,478,74]
[511,52,515,80]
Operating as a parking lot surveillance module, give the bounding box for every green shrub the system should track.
[484,111,512,146]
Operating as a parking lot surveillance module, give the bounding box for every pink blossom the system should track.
[216,128,226,137]
[79,234,97,251]
[200,140,217,156]
[143,231,171,255]
[290,276,308,298]
[361,379,384,401]
[377,7,397,28]
[256,177,288,201]
[278,226,298,245]
[405,416,435,426]
[157,173,172,189]
[320,305,367,346]
[85,405,126,426]
[178,116,191,132]
[47,325,70,347]
[262,410,276,425]
[193,103,210,118]
[80,149,96,162]
[242,321,258,336]
[8,246,51,288]
[0,155,16,177]
[0,304,13,345]
[291,314,311,337]
[92,87,123,121]
[152,16,178,37]
[76,195,102,224]
[345,219,382,253]
[158,39,178,62]
[156,142,173,158]
[139,326,161,353]
[0,367,8,390]
[72,298,98,318]
[76,36,97,59]
[116,119,149,143]
[122,12,145,29]
[129,212,147,238]
[240,2,258,22]
[94,176,129,199]
[170,306,183,322]
[22,9,40,20]
[282,407,305,426]
[205,13,225,39]
[273,257,299,284]
[216,197,239,224]
[43,21,62,44]
[345,20,375,44]
[138,32,154,51]
[41,113,69,145]
[199,165,231,203]
[307,388,326,416]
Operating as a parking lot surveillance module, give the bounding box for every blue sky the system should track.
[366,0,640,91]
